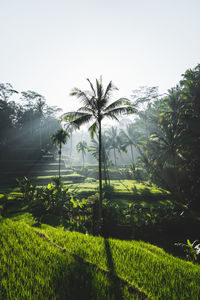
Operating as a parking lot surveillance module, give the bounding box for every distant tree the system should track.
[0,83,18,102]
[120,123,144,164]
[131,65,200,209]
[21,91,46,149]
[105,126,125,167]
[62,77,136,232]
[51,129,70,179]
[0,83,18,151]
[64,122,75,165]
[88,134,111,185]
[76,141,88,167]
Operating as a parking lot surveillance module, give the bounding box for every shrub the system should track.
[31,183,74,219]
[84,177,96,183]
[51,176,63,188]
[102,184,115,196]
[16,177,36,202]
[175,239,200,263]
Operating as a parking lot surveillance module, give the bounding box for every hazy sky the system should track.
[1,0,200,112]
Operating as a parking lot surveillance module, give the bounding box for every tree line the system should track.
[0,85,61,160]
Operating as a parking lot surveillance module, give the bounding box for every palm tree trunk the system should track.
[130,145,134,163]
[104,161,107,185]
[70,134,73,166]
[98,120,102,233]
[82,152,84,168]
[114,149,117,167]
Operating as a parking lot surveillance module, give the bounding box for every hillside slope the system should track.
[0,217,200,299]
[0,218,146,299]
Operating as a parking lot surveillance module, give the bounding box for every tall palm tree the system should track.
[51,128,70,179]
[62,77,136,232]
[76,140,88,168]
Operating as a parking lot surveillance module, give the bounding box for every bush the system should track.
[16,177,36,202]
[102,184,115,196]
[175,239,200,263]
[84,177,96,183]
[31,183,75,220]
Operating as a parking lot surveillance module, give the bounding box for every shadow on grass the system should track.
[104,238,123,300]
[50,241,135,300]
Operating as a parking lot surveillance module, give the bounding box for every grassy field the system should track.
[1,160,199,298]
[1,215,200,299]
[0,217,146,299]
[71,180,169,194]
[0,178,171,210]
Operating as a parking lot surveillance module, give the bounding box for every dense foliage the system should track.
[0,84,61,160]
[129,65,200,209]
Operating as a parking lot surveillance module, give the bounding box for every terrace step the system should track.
[0,159,70,187]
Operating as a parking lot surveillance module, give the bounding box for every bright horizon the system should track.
[1,0,200,112]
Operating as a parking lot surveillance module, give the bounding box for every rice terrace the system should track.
[1,63,200,299]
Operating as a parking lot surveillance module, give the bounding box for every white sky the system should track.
[1,0,200,112]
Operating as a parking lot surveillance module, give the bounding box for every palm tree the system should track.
[64,122,74,166]
[120,123,143,164]
[51,128,70,179]
[76,141,88,168]
[88,134,111,185]
[62,77,136,232]
[105,126,125,167]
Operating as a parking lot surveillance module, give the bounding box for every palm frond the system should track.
[62,111,88,122]
[104,106,136,117]
[88,120,98,139]
[77,106,95,114]
[96,79,103,101]
[104,81,118,99]
[104,98,132,112]
[62,112,93,128]
[51,129,70,146]
[71,114,93,128]
[88,96,99,113]
[70,88,92,106]
[103,113,119,122]
[87,78,96,96]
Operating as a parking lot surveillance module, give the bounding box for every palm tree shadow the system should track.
[104,238,123,300]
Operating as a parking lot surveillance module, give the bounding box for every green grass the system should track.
[36,223,200,299]
[0,180,168,196]
[0,218,145,299]
[1,210,200,299]
[2,216,200,299]
[0,179,172,212]
[70,180,169,194]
